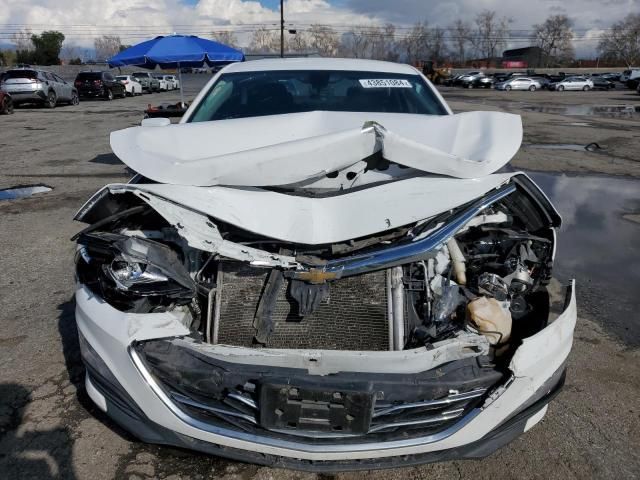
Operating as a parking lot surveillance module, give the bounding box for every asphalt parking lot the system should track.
[0,76,639,479]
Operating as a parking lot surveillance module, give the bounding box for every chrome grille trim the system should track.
[373,389,487,418]
[170,391,258,424]
[369,408,466,433]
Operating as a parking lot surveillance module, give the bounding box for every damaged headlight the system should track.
[76,231,196,312]
[104,259,170,290]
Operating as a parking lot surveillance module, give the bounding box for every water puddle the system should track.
[524,142,602,152]
[522,104,640,118]
[527,172,640,346]
[0,184,52,201]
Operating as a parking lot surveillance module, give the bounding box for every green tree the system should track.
[30,31,65,65]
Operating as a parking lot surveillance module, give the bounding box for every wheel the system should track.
[505,85,512,91]
[529,85,536,91]
[105,89,114,101]
[69,92,79,106]
[1,96,13,114]
[557,85,564,91]
[45,91,57,108]
[583,85,590,91]
[119,89,126,98]
[466,83,473,89]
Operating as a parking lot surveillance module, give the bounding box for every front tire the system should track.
[45,91,57,108]
[529,85,536,91]
[505,85,512,91]
[583,85,590,91]
[105,89,114,101]
[557,85,564,91]
[69,92,79,106]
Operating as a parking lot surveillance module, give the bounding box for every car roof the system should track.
[222,58,420,75]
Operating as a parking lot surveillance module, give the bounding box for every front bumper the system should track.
[76,281,576,467]
[5,90,46,103]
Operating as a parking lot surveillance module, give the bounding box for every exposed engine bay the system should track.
[75,175,557,365]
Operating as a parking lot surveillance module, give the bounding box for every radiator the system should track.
[216,262,390,351]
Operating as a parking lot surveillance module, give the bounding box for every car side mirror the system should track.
[141,118,171,127]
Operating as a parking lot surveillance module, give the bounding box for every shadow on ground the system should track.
[0,382,77,479]
[88,153,123,165]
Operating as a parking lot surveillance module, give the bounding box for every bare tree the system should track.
[598,13,640,67]
[381,23,399,61]
[430,27,448,63]
[472,10,511,61]
[10,29,34,52]
[401,22,432,64]
[211,31,238,48]
[94,35,122,61]
[531,15,574,66]
[342,26,371,58]
[450,20,472,65]
[288,31,309,53]
[308,25,339,57]
[249,26,279,53]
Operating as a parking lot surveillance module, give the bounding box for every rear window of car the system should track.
[76,72,102,80]
[189,69,448,122]
[4,70,38,79]
[115,76,128,81]
[133,73,149,78]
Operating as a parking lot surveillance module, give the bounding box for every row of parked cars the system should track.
[444,70,638,93]
[0,68,181,113]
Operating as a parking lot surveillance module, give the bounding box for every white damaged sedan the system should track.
[73,58,576,471]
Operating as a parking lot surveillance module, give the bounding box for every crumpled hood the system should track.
[110,110,522,186]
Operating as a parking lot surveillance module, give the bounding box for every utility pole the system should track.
[280,0,284,58]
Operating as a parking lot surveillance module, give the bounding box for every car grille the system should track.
[166,386,487,442]
[136,339,503,445]
[216,261,390,351]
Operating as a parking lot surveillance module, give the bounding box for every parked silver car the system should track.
[0,69,79,108]
[495,77,542,91]
[131,72,160,93]
[549,76,594,91]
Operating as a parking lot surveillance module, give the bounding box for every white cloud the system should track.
[0,0,635,54]
[0,0,380,49]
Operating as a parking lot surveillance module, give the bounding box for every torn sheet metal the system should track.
[116,187,299,268]
[106,173,515,245]
[110,111,522,186]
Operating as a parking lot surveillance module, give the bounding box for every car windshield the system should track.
[189,70,447,122]
[133,73,148,77]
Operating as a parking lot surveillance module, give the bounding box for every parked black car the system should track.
[590,76,616,90]
[74,71,126,100]
[460,74,494,88]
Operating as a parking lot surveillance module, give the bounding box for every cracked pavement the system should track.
[1,75,639,479]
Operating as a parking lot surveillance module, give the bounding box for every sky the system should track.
[0,0,637,56]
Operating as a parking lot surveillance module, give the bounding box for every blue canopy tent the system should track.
[108,34,244,106]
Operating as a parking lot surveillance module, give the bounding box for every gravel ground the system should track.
[0,77,639,480]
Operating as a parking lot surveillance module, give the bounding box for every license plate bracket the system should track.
[259,383,374,435]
